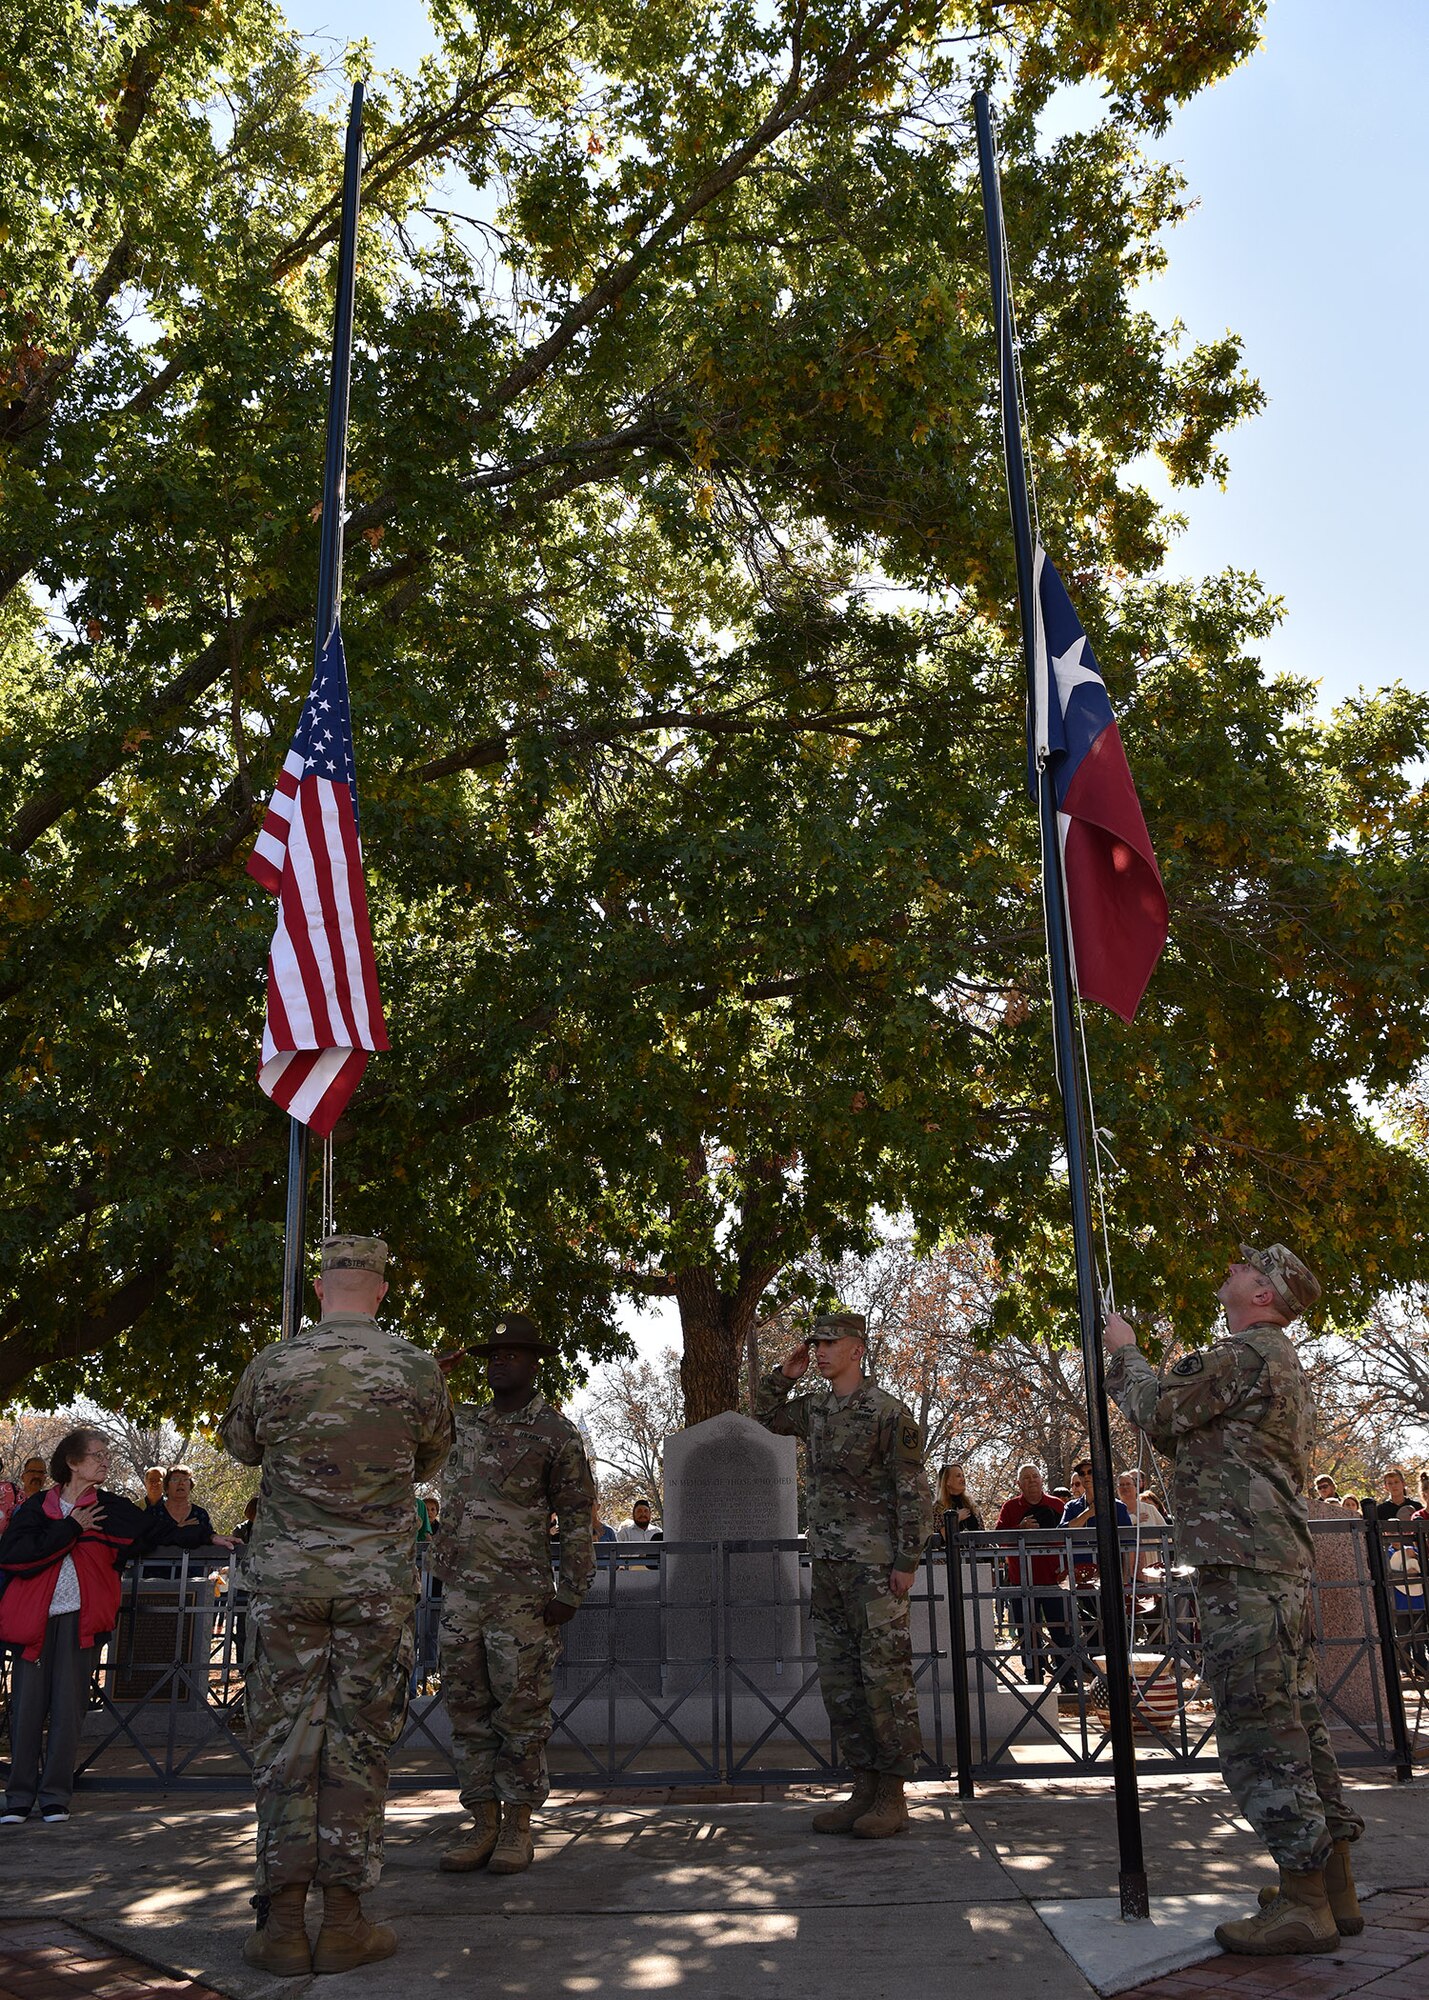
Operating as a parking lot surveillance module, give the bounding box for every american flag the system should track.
[247,625,387,1135]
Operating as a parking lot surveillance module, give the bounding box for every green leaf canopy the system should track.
[3,1,1426,1422]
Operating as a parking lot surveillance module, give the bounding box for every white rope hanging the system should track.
[1032,755,1121,1314]
[321,1133,336,1238]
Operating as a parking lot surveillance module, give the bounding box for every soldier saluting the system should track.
[755,1311,934,1838]
[1103,1243,1365,1957]
[435,1312,596,1876]
[220,1234,454,1977]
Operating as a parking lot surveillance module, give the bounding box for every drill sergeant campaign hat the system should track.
[320,1233,388,1277]
[807,1311,867,1343]
[1238,1242,1321,1321]
[473,1311,549,1354]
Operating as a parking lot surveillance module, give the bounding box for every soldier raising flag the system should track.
[1104,1246,1367,1957]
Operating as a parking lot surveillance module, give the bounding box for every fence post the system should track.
[945,1514,976,1799]
[1359,1500,1414,1782]
[718,1539,731,1785]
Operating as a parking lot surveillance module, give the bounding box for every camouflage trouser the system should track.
[1200,1566,1365,1872]
[246,1591,414,1893]
[809,1559,922,1778]
[440,1584,560,1807]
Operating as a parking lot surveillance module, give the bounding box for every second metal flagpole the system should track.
[973,87,1150,1921]
[280,80,366,1339]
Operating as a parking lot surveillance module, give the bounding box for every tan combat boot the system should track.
[1215,1868,1339,1955]
[810,1771,878,1835]
[486,1803,535,1875]
[851,1774,910,1840]
[242,1884,312,1977]
[1257,1840,1363,1935]
[439,1800,502,1872]
[311,1884,398,1973]
[1324,1839,1365,1935]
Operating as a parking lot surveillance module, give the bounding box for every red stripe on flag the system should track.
[306,1051,369,1137]
[299,782,361,1045]
[269,1049,324,1109]
[266,1047,368,1134]
[248,850,283,895]
[277,860,336,1046]
[266,961,295,1053]
[335,785,389,1049]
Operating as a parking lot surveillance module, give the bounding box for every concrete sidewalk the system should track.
[0,1775,1424,1999]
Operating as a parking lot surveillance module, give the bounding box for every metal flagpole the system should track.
[972,87,1150,1921]
[280,80,366,1339]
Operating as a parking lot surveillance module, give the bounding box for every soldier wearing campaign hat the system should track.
[220,1234,454,1976]
[434,1312,596,1877]
[755,1310,934,1839]
[1103,1242,1365,1958]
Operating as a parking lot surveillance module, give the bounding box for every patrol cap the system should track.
[808,1311,867,1343]
[475,1311,548,1354]
[1238,1242,1321,1320]
[321,1233,388,1277]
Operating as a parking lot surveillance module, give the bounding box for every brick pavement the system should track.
[0,1921,227,2000]
[1118,1888,1429,2000]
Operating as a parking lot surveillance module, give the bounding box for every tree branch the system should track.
[465,2,912,430]
[0,1258,175,1405]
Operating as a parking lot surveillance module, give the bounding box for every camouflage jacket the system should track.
[755,1369,934,1568]
[434,1393,596,1607]
[1106,1321,1314,1576]
[219,1312,454,1598]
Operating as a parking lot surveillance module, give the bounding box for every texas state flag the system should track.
[1031,548,1168,1021]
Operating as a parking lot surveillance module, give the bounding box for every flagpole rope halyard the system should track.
[1034,746,1119,1312]
[321,1135,336,1238]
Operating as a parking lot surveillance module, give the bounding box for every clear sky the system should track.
[1130,0,1429,711]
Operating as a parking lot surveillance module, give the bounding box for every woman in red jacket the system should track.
[0,1428,168,1823]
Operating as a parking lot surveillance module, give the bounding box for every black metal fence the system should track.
[2,1517,1423,1794]
[945,1512,1423,1790]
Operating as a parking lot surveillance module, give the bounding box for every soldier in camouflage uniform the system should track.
[434,1312,596,1876]
[756,1311,934,1838]
[220,1234,453,1977]
[1104,1242,1365,1957]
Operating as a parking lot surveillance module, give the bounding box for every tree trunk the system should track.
[674,1269,742,1423]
